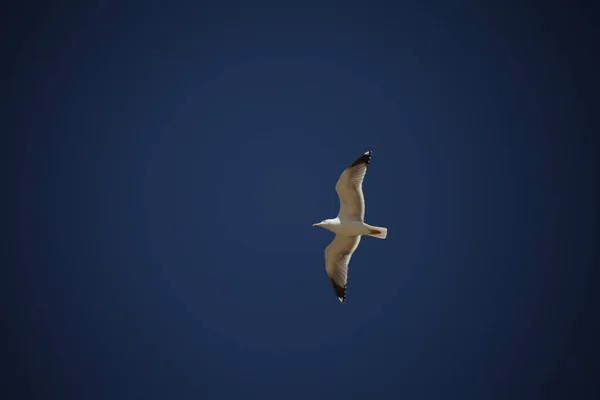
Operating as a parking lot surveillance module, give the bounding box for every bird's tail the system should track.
[366,225,387,239]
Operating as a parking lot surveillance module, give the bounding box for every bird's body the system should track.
[313,150,387,303]
[315,218,382,237]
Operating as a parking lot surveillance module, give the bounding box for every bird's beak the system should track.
[312,223,320,227]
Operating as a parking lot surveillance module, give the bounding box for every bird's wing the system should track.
[325,234,362,303]
[335,151,371,222]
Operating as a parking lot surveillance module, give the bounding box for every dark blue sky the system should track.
[3,1,598,399]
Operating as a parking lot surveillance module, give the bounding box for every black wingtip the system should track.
[330,278,347,303]
[349,150,372,168]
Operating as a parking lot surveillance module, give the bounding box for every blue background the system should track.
[3,0,598,398]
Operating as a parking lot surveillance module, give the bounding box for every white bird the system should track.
[313,150,387,303]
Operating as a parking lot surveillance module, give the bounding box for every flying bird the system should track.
[313,150,387,303]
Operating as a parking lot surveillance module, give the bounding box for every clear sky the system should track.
[4,0,598,399]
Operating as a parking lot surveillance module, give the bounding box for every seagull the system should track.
[313,150,387,303]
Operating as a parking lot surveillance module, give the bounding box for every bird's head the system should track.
[312,219,331,228]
